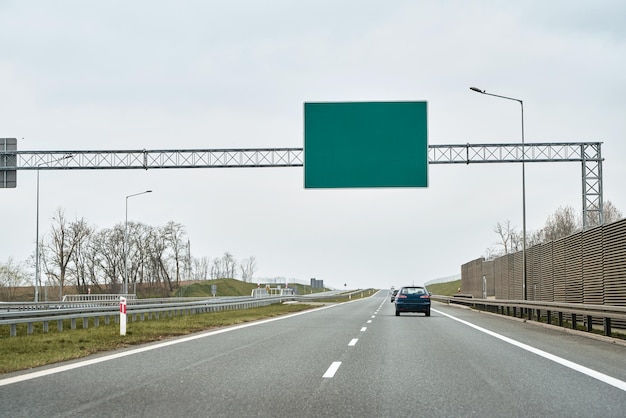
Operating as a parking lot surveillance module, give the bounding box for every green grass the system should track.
[427,279,462,296]
[174,279,258,297]
[0,303,315,375]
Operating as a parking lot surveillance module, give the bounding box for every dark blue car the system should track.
[394,286,431,316]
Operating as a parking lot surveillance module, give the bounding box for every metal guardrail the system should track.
[433,295,626,338]
[62,294,137,302]
[0,295,258,311]
[0,290,369,337]
[0,296,290,337]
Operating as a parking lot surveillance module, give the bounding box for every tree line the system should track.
[0,208,257,300]
[488,201,623,258]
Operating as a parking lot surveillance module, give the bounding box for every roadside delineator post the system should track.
[120,296,127,336]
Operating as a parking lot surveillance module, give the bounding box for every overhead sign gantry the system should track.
[0,140,603,228]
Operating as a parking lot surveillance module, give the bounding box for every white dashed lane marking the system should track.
[323,362,342,378]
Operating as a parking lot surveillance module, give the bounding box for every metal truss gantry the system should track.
[1,141,604,227]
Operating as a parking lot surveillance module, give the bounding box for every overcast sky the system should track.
[1,1,625,290]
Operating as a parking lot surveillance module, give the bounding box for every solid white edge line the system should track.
[433,308,626,392]
[323,361,342,378]
[0,303,342,387]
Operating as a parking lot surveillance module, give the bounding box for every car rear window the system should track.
[401,287,426,295]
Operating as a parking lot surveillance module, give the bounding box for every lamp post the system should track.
[35,154,73,302]
[470,86,527,301]
[124,190,152,294]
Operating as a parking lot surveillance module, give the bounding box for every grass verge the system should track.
[426,280,462,296]
[0,303,315,375]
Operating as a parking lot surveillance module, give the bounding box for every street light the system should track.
[470,86,527,301]
[35,154,73,302]
[124,190,152,294]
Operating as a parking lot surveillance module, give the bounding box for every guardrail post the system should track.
[604,318,612,337]
[27,322,33,335]
[571,314,577,330]
[10,324,16,337]
[71,318,76,330]
[547,311,552,325]
[558,312,563,327]
[57,319,63,332]
[43,321,49,333]
[83,318,88,329]
[586,316,592,332]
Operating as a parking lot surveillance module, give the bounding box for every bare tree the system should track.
[146,226,173,291]
[221,252,236,279]
[164,221,187,287]
[25,206,266,294]
[40,208,91,299]
[127,222,153,288]
[68,219,94,293]
[90,226,125,291]
[544,206,581,241]
[0,257,29,301]
[602,200,624,224]
[526,229,545,248]
[210,258,220,280]
[240,256,257,282]
[192,256,210,281]
[493,220,516,255]
[210,252,237,279]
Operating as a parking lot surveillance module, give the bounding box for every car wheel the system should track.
[425,310,430,317]
[395,311,400,316]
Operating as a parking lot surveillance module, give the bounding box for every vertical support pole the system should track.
[581,143,604,228]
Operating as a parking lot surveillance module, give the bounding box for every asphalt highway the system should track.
[1,291,625,417]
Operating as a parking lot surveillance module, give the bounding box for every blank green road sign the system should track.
[304,101,428,188]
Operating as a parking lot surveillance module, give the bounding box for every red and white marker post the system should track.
[120,296,127,336]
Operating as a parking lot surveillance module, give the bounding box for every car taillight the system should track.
[420,295,430,299]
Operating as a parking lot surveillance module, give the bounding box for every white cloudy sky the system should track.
[1,1,625,290]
